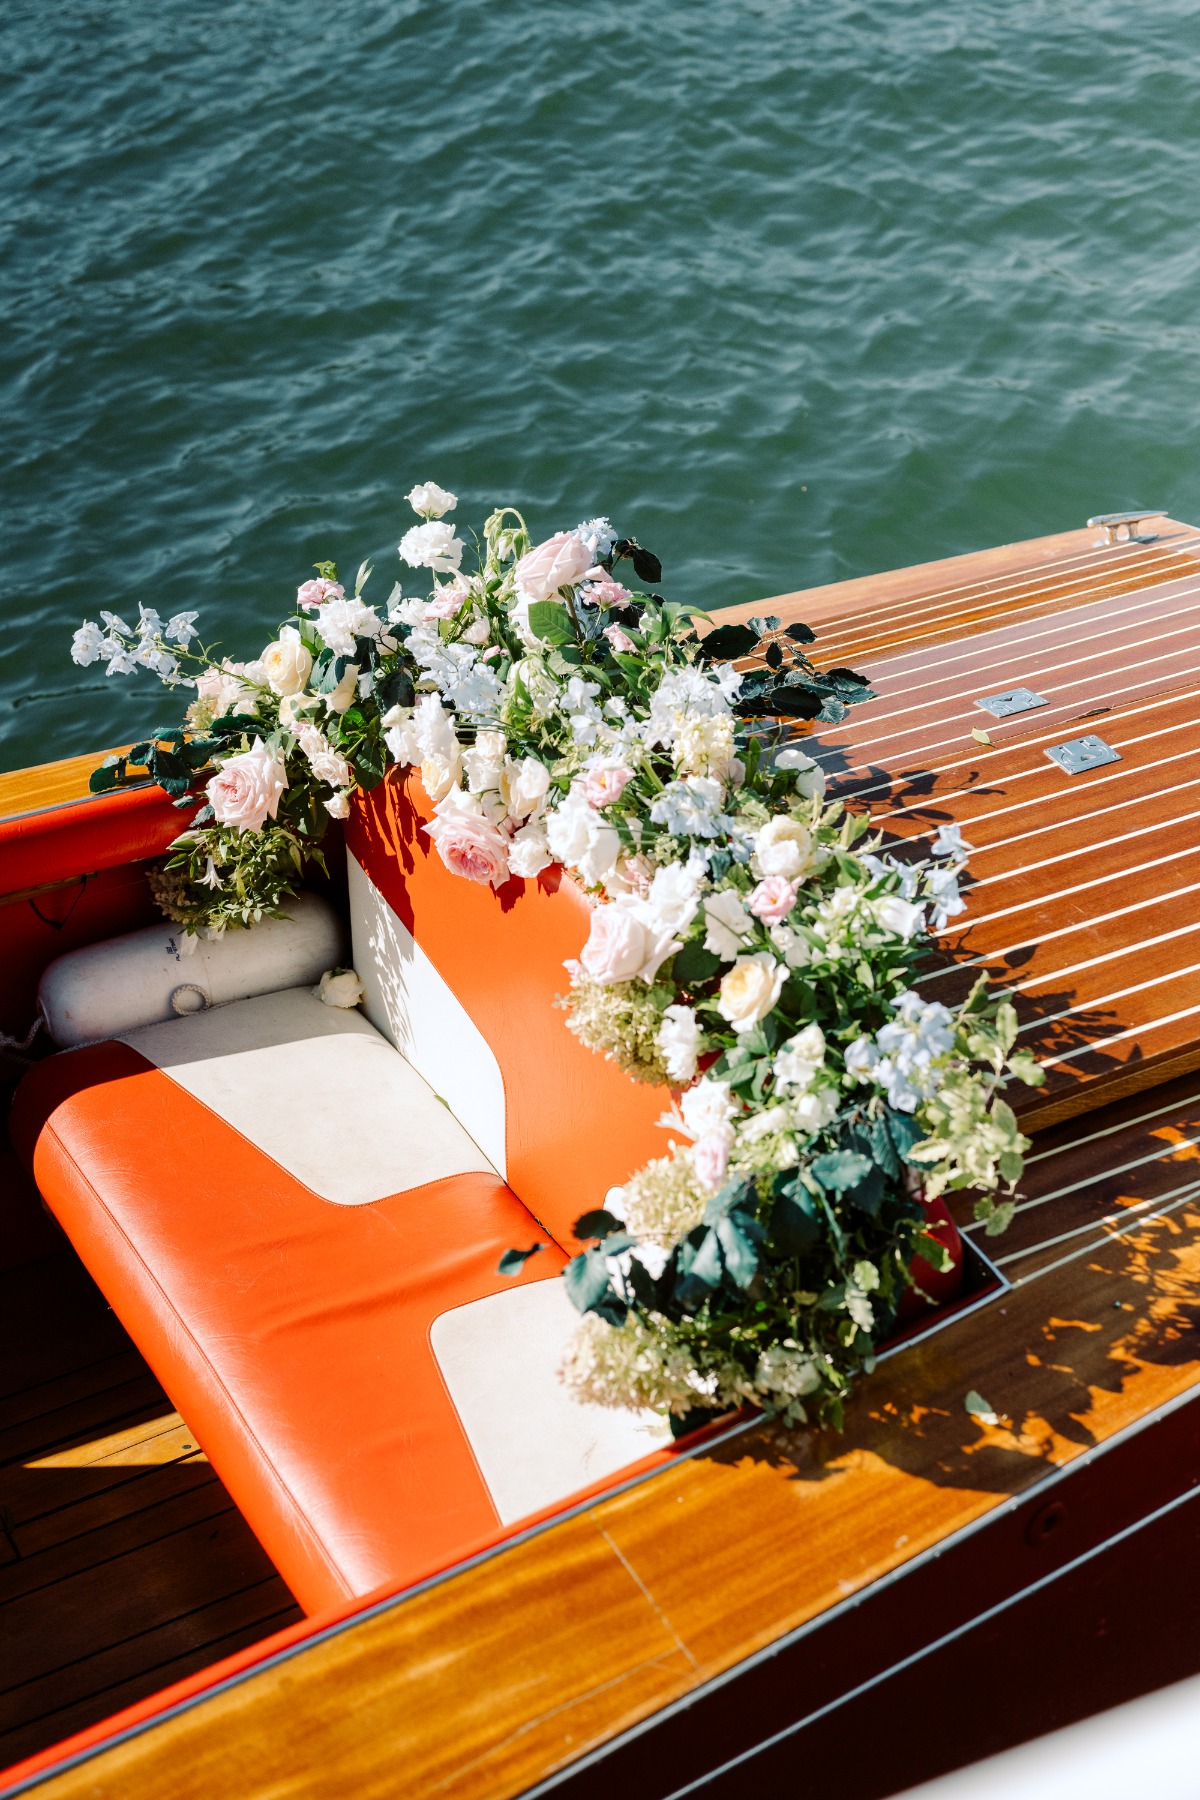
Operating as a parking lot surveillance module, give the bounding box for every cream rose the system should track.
[260,627,313,697]
[717,952,787,1033]
[325,661,360,715]
[752,815,816,882]
[205,738,287,834]
[508,820,553,878]
[420,752,461,805]
[579,904,648,984]
[513,531,593,601]
[424,792,510,888]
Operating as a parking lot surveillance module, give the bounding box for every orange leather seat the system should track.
[11,1031,567,1616]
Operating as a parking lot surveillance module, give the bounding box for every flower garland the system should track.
[70,485,1041,1428]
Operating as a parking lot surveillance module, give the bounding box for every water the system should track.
[3,0,1200,772]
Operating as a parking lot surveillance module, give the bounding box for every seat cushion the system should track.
[10,991,667,1615]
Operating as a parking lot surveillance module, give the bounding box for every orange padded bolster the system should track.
[12,1045,565,1614]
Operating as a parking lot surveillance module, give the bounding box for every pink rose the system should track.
[603,622,636,654]
[583,764,634,809]
[581,571,631,608]
[205,738,288,834]
[513,531,593,601]
[748,875,799,925]
[296,578,345,610]
[578,904,648,984]
[692,1132,731,1191]
[425,796,511,888]
[425,583,468,620]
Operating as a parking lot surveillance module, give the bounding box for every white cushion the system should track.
[120,987,495,1206]
[39,892,343,1048]
[431,1280,671,1524]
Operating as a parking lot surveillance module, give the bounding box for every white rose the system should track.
[406,480,458,520]
[644,855,706,936]
[793,1088,839,1133]
[412,693,458,761]
[399,521,464,573]
[703,888,755,961]
[657,1004,701,1083]
[775,746,827,802]
[315,967,364,1008]
[579,905,649,984]
[508,820,553,878]
[752,816,817,882]
[545,790,620,886]
[308,747,352,788]
[205,738,287,834]
[773,1024,826,1092]
[501,755,551,821]
[420,752,461,805]
[873,895,926,940]
[324,790,353,819]
[462,618,490,646]
[717,952,787,1033]
[463,730,508,795]
[680,1078,736,1140]
[325,661,361,714]
[260,626,312,697]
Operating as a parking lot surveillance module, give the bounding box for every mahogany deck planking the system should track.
[0,1249,302,1771]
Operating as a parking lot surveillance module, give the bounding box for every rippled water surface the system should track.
[3,0,1200,769]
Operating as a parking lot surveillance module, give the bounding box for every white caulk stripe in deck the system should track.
[1041,1001,1200,1070]
[993,1178,1200,1267]
[1022,1086,1200,1163]
[1014,959,1200,1039]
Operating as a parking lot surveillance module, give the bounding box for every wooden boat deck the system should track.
[6,519,1200,1797]
[0,1172,301,1770]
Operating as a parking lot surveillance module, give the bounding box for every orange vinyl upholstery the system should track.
[11,1038,567,1615]
[347,770,671,1249]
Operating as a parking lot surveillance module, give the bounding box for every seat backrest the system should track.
[345,772,669,1251]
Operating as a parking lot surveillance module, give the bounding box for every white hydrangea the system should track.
[650,776,728,839]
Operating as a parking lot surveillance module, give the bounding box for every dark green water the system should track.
[4,0,1200,771]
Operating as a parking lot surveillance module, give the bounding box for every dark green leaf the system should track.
[498,1243,545,1276]
[673,940,721,985]
[785,622,816,645]
[696,622,758,663]
[715,1213,759,1288]
[811,1150,873,1195]
[765,641,783,670]
[573,1208,626,1241]
[747,615,781,636]
[669,1405,723,1439]
[564,1248,614,1314]
[377,665,415,710]
[885,1108,926,1164]
[88,759,125,794]
[770,1188,820,1254]
[674,1228,723,1306]
[630,544,662,584]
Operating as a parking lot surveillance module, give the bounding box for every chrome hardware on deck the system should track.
[1046,734,1121,775]
[1088,510,1164,545]
[974,687,1047,719]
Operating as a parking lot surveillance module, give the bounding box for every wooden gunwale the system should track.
[7,521,1200,1797]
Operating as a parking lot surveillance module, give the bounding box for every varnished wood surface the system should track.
[0,1241,302,1772]
[0,754,123,826]
[18,1068,1200,1800]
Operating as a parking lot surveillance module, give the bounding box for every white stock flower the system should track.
[399,521,465,574]
[657,1004,701,1083]
[575,517,617,561]
[463,730,507,795]
[646,666,731,750]
[773,1024,826,1093]
[501,755,551,820]
[406,481,458,520]
[703,888,755,961]
[717,952,787,1033]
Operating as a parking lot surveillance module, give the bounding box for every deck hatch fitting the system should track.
[973,688,1048,719]
[1045,735,1121,776]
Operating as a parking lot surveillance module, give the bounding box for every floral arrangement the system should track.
[70,483,1041,1428]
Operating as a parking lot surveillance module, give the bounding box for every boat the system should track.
[3,510,1200,1799]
